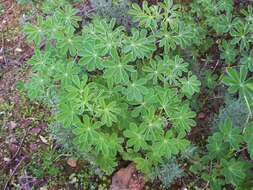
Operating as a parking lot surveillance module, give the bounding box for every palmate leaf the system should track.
[156,87,182,114]
[123,123,148,152]
[218,119,243,149]
[128,1,162,29]
[43,16,63,40]
[104,49,135,84]
[216,0,234,13]
[57,102,79,127]
[131,89,158,117]
[169,104,196,137]
[230,20,252,51]
[95,100,120,127]
[159,0,180,25]
[72,116,102,150]
[140,107,165,141]
[60,75,94,113]
[83,17,124,56]
[77,38,104,71]
[152,131,190,160]
[57,27,82,56]
[159,21,193,52]
[53,61,80,86]
[221,159,248,186]
[180,75,201,98]
[26,74,48,100]
[142,56,166,84]
[219,40,238,64]
[223,67,253,102]
[133,157,152,174]
[241,5,253,24]
[123,29,156,60]
[206,133,229,159]
[23,16,45,46]
[244,122,253,159]
[55,4,81,28]
[164,55,189,84]
[240,50,253,72]
[125,74,149,102]
[209,13,236,34]
[28,49,51,72]
[95,133,122,158]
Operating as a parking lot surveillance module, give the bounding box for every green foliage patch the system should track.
[22,0,253,188]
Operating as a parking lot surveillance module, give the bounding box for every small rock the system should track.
[110,163,137,190]
[3,157,11,162]
[67,158,77,168]
[15,48,23,52]
[39,135,48,144]
[6,121,17,130]
[197,112,206,120]
[40,187,48,190]
[29,143,39,151]
[30,127,41,134]
[9,143,19,153]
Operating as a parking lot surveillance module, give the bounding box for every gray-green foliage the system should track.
[212,95,249,130]
[152,158,184,188]
[90,0,133,28]
[151,145,197,188]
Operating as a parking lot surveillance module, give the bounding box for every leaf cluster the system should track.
[24,0,201,174]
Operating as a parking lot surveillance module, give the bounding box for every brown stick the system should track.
[3,156,26,190]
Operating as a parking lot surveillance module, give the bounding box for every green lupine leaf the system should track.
[95,155,117,175]
[128,1,162,29]
[53,61,80,86]
[169,104,196,136]
[223,67,253,101]
[131,89,158,117]
[141,107,165,141]
[142,56,166,84]
[73,116,102,150]
[152,131,190,160]
[207,133,229,159]
[43,16,63,40]
[218,119,243,149]
[156,87,182,114]
[95,133,122,157]
[241,5,253,24]
[57,102,79,127]
[244,122,253,159]
[164,55,189,84]
[123,123,148,152]
[219,40,238,64]
[123,29,156,59]
[78,38,104,71]
[27,49,51,72]
[133,157,152,174]
[221,159,248,186]
[159,21,193,51]
[125,74,148,102]
[210,14,236,34]
[181,75,201,97]
[56,4,81,28]
[83,18,124,55]
[104,49,135,84]
[203,70,218,89]
[57,28,82,56]
[240,50,253,72]
[23,16,45,46]
[95,100,120,127]
[230,20,252,51]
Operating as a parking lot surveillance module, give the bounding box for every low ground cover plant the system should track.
[22,0,253,188]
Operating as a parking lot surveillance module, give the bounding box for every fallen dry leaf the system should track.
[67,158,77,168]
